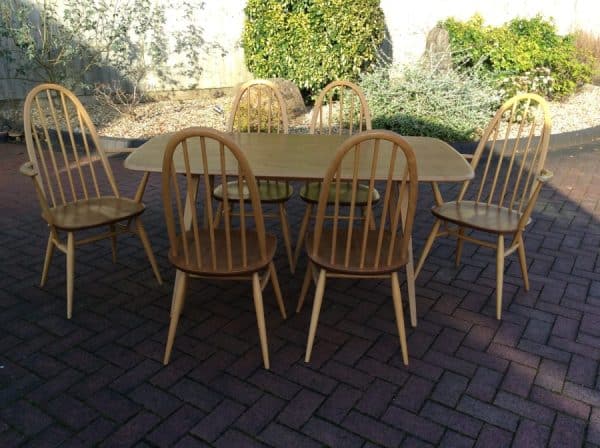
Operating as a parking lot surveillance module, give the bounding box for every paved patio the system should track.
[1,137,599,447]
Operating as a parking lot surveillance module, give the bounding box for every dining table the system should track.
[124,131,474,327]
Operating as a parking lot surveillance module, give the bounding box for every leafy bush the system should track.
[0,0,208,113]
[360,57,501,141]
[242,0,385,99]
[440,14,592,99]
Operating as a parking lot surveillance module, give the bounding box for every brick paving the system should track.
[1,138,600,447]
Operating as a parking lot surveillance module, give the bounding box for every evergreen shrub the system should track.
[242,0,386,99]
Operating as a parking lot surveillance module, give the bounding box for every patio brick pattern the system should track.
[1,139,599,447]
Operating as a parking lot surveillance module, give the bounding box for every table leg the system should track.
[203,175,215,228]
[400,185,417,328]
[171,175,200,314]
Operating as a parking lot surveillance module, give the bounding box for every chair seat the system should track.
[300,181,380,205]
[169,229,277,276]
[213,180,293,203]
[43,197,144,231]
[306,228,408,275]
[432,201,529,234]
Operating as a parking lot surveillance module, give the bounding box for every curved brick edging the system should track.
[99,135,148,150]
[450,124,600,156]
[547,124,600,150]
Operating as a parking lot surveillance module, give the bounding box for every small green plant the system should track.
[497,67,554,99]
[232,105,284,133]
[242,0,385,99]
[360,57,501,141]
[440,14,592,99]
[573,29,600,84]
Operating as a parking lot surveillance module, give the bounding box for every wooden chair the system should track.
[415,93,552,319]
[294,80,376,268]
[297,130,418,365]
[213,79,295,272]
[19,83,162,318]
[162,127,287,369]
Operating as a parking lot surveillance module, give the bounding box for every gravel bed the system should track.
[92,84,600,140]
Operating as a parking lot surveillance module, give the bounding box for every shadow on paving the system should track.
[0,137,599,447]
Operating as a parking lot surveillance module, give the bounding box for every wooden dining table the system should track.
[124,132,474,327]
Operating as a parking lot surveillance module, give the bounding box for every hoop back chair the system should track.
[19,83,162,318]
[415,93,552,319]
[162,127,287,369]
[297,130,419,365]
[213,79,295,272]
[295,80,377,267]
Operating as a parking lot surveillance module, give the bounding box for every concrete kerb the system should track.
[9,125,600,155]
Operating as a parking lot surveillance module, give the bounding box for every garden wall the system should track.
[0,0,598,101]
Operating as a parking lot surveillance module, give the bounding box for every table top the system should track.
[124,132,474,183]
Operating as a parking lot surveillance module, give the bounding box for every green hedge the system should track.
[242,0,385,98]
[440,14,592,99]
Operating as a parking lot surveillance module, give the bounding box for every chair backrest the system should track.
[162,127,269,272]
[312,130,418,271]
[310,80,372,135]
[23,83,119,208]
[227,79,289,134]
[460,93,551,216]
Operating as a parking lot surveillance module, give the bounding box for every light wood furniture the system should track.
[415,93,552,319]
[310,80,372,134]
[213,79,295,272]
[295,80,376,268]
[20,83,162,318]
[297,130,418,364]
[161,127,286,369]
[125,132,474,327]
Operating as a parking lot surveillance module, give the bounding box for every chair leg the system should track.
[134,171,150,203]
[293,204,312,270]
[135,218,163,285]
[278,203,295,274]
[170,270,187,317]
[252,272,270,369]
[415,218,441,278]
[66,232,75,319]
[164,270,188,365]
[405,240,417,328]
[260,268,271,291]
[40,231,55,287]
[213,202,223,228]
[516,233,530,291]
[109,224,117,263]
[269,262,287,319]
[391,272,409,365]
[305,269,326,363]
[296,261,314,313]
[455,227,465,266]
[496,235,505,320]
